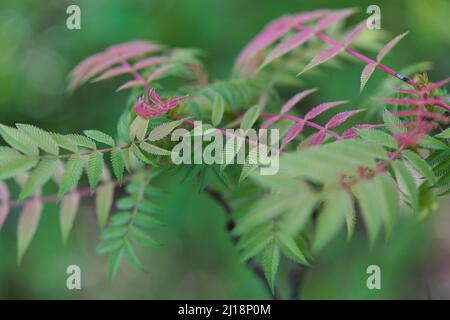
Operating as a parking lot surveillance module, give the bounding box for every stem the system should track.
[294,24,417,87]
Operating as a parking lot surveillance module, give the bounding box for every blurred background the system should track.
[0,0,449,299]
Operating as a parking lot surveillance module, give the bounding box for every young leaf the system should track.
[276,232,309,265]
[402,150,437,184]
[96,183,114,230]
[377,32,408,62]
[392,160,419,211]
[325,109,363,129]
[262,241,280,293]
[17,124,59,155]
[356,129,398,149]
[17,198,42,263]
[60,191,80,245]
[360,63,377,92]
[299,46,343,75]
[148,119,184,141]
[304,100,348,120]
[87,152,104,191]
[373,173,398,237]
[58,156,85,198]
[19,159,58,200]
[129,117,149,141]
[84,130,115,147]
[140,142,172,156]
[211,95,225,127]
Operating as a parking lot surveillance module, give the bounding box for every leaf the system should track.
[419,136,448,150]
[304,100,348,120]
[313,190,351,253]
[325,109,363,128]
[96,183,114,230]
[17,198,42,263]
[343,21,366,46]
[129,226,159,248]
[309,131,327,146]
[352,179,382,245]
[0,156,38,180]
[52,134,78,153]
[374,173,398,237]
[65,134,96,150]
[110,212,132,226]
[241,105,261,131]
[392,160,418,211]
[108,248,124,281]
[356,129,398,149]
[402,150,437,184]
[377,32,408,62]
[83,130,115,147]
[436,128,450,139]
[360,63,377,92]
[17,124,59,155]
[280,122,305,150]
[262,241,280,293]
[129,116,149,141]
[140,142,172,156]
[0,124,39,155]
[87,152,104,191]
[124,241,144,271]
[116,80,145,91]
[19,159,58,200]
[134,213,164,228]
[276,233,309,265]
[96,238,124,255]
[58,156,85,198]
[116,197,136,210]
[0,182,10,229]
[211,95,225,127]
[111,149,125,185]
[148,119,184,142]
[299,46,344,75]
[60,192,80,245]
[281,88,318,114]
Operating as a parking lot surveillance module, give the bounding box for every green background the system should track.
[0,0,449,299]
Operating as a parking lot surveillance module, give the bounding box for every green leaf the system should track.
[64,134,96,149]
[135,212,164,227]
[419,136,448,150]
[140,141,172,156]
[58,156,85,198]
[392,160,419,211]
[96,238,124,255]
[356,129,398,149]
[352,179,382,245]
[111,149,125,185]
[148,119,184,142]
[373,173,398,237]
[108,248,124,281]
[52,133,78,153]
[17,124,59,155]
[313,190,352,253]
[124,241,144,271]
[20,159,58,200]
[59,192,80,245]
[83,130,115,147]
[129,117,149,141]
[0,156,38,180]
[87,152,104,190]
[402,150,437,184]
[0,124,39,155]
[116,197,136,210]
[129,226,159,248]
[100,225,128,240]
[276,232,309,265]
[96,183,114,230]
[211,95,225,126]
[110,212,132,226]
[17,198,42,263]
[131,144,156,165]
[436,128,450,139]
[240,104,260,131]
[0,146,20,160]
[262,241,280,293]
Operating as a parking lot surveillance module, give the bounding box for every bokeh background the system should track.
[0,0,449,299]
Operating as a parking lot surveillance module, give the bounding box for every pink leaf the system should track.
[0,182,10,230]
[300,46,344,75]
[281,88,318,113]
[360,63,377,92]
[92,65,130,82]
[262,30,314,67]
[305,100,348,120]
[377,32,408,62]
[342,129,357,139]
[376,97,449,105]
[17,198,43,263]
[133,56,171,70]
[116,80,146,92]
[146,64,176,83]
[309,130,327,146]
[344,21,367,47]
[315,9,355,30]
[325,109,364,128]
[420,77,450,92]
[280,121,305,150]
[165,95,190,109]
